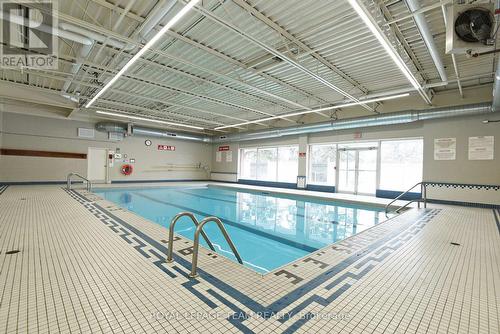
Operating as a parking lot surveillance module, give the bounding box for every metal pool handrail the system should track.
[166,212,215,263]
[385,182,427,217]
[189,216,243,278]
[67,173,92,192]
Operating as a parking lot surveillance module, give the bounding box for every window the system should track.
[239,148,257,180]
[239,145,298,183]
[380,139,423,191]
[277,147,298,183]
[257,147,277,181]
[308,144,337,185]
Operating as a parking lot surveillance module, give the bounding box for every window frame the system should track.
[238,144,299,183]
[307,143,338,186]
[379,137,424,192]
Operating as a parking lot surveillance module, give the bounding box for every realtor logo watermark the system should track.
[1,0,58,69]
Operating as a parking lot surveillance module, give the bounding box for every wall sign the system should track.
[434,138,456,160]
[218,146,230,151]
[158,145,176,151]
[226,151,233,162]
[216,151,222,162]
[468,136,494,160]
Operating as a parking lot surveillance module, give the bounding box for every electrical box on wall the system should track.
[108,151,115,168]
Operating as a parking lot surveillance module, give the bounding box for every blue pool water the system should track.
[94,186,387,274]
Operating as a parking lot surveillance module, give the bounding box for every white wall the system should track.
[211,113,500,204]
[0,112,211,182]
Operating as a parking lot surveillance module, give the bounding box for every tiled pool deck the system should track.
[0,184,499,333]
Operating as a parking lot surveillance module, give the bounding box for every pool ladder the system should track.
[385,182,427,217]
[166,212,243,278]
[67,172,93,192]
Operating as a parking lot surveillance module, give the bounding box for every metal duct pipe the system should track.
[95,123,210,142]
[96,103,493,144]
[0,11,92,45]
[405,0,448,82]
[132,126,212,143]
[58,23,135,51]
[492,0,500,112]
[212,103,493,143]
[138,0,177,40]
[95,122,128,134]
[0,11,133,50]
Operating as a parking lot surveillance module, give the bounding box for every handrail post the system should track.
[190,217,243,278]
[166,212,215,263]
[423,183,427,208]
[66,173,93,192]
[67,173,73,190]
[385,182,424,217]
[418,183,423,209]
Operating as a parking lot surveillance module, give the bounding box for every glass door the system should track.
[357,149,377,195]
[338,150,356,193]
[337,145,378,195]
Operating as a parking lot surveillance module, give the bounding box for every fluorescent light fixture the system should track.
[85,0,201,108]
[214,93,410,130]
[347,0,421,90]
[96,110,205,130]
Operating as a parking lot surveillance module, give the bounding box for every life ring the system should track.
[121,164,133,176]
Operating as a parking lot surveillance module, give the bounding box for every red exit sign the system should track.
[218,146,230,151]
[158,145,176,151]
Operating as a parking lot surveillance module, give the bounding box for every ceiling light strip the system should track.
[96,110,205,130]
[85,0,201,109]
[214,93,410,130]
[347,0,431,104]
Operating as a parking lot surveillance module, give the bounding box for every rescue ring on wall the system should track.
[121,164,133,176]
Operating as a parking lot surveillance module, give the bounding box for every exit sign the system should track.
[218,146,230,151]
[158,145,176,151]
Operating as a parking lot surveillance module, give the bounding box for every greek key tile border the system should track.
[64,188,440,333]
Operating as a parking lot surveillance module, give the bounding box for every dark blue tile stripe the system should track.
[72,190,436,334]
[0,185,8,196]
[282,312,315,334]
[427,199,500,209]
[206,289,254,334]
[305,184,336,193]
[282,284,352,332]
[0,181,80,185]
[182,281,218,309]
[376,189,421,200]
[111,179,210,184]
[132,192,318,253]
[265,210,432,315]
[238,179,298,189]
[90,202,265,311]
[424,181,500,191]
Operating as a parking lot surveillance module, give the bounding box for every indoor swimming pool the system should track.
[94,186,388,274]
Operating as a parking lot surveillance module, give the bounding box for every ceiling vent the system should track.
[446,2,494,55]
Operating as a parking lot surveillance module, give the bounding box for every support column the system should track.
[297,135,308,187]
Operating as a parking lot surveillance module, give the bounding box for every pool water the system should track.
[94,186,387,274]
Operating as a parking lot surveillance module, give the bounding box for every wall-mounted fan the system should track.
[454,8,494,43]
[445,2,494,54]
